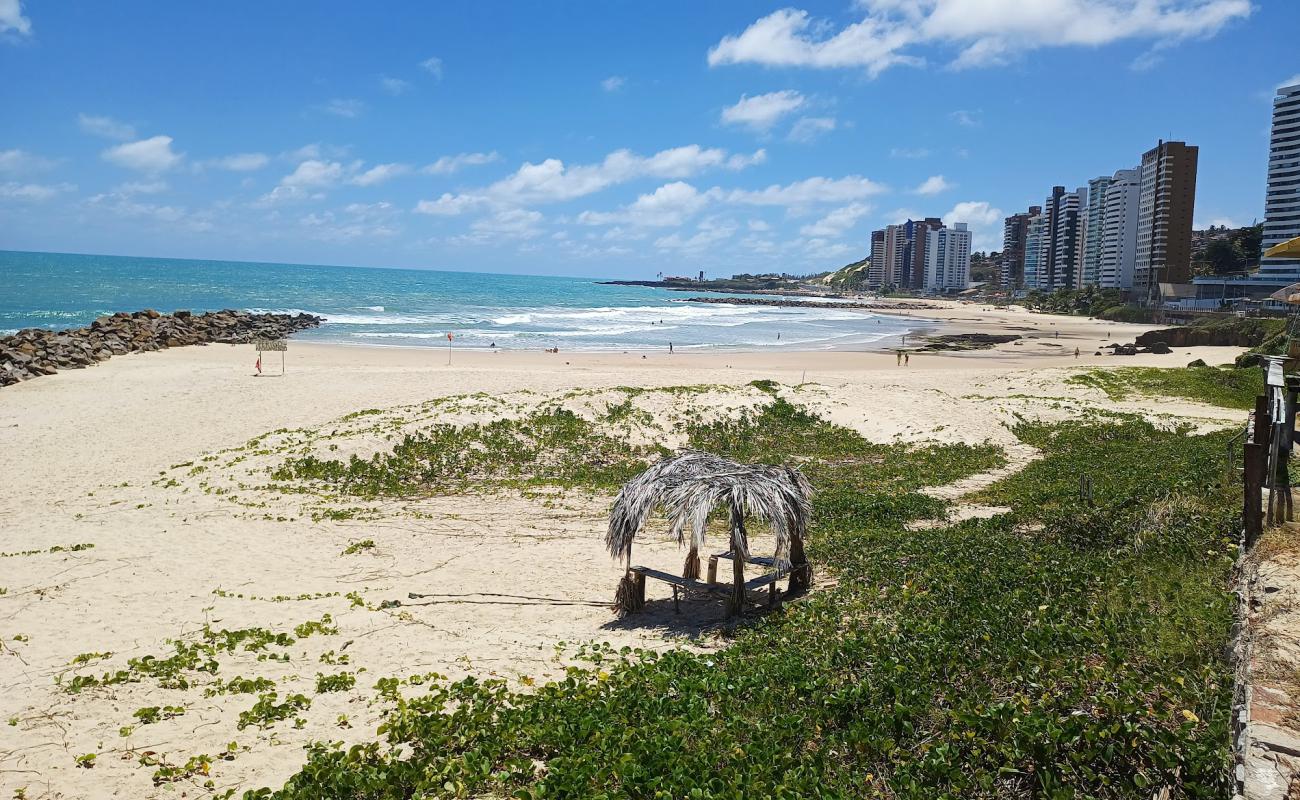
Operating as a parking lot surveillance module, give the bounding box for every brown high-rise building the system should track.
[867,230,886,287]
[1000,206,1039,289]
[1134,139,1198,296]
[902,217,943,289]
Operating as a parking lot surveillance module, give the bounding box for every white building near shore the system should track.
[1098,168,1141,289]
[923,222,971,292]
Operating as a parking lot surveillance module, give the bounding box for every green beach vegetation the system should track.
[244,396,1238,799]
[1067,364,1264,410]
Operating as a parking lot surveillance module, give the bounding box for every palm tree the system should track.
[606,451,812,616]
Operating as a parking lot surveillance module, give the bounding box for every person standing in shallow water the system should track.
[668,342,673,354]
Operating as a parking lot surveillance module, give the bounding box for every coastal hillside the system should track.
[812,257,871,291]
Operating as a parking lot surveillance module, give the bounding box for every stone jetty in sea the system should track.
[0,309,322,387]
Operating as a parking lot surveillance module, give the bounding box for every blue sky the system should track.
[0,1,1297,279]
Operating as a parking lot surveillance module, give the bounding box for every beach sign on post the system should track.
[446,332,453,365]
[255,338,288,376]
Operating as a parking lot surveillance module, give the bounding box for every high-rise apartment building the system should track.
[924,223,972,292]
[1049,186,1088,289]
[1041,187,1065,290]
[1260,82,1300,284]
[901,217,944,289]
[883,224,907,287]
[1082,175,1114,286]
[868,230,886,287]
[1098,168,1141,289]
[1134,139,1198,297]
[1023,213,1048,291]
[1000,207,1037,290]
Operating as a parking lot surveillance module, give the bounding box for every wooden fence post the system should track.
[1254,395,1270,445]
[1244,442,1264,549]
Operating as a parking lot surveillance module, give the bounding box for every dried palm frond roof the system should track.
[605,450,812,574]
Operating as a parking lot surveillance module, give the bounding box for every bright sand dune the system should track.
[0,302,1248,798]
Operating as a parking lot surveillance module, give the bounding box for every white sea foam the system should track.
[268,297,923,353]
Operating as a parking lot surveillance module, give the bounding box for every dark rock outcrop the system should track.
[918,333,1020,351]
[0,309,321,387]
[1135,320,1280,349]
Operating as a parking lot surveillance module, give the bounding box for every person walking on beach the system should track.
[1074,347,1080,359]
[669,341,673,354]
[904,353,910,366]
[896,350,902,366]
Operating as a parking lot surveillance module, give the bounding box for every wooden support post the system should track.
[672,585,680,614]
[1245,442,1264,549]
[1254,395,1270,444]
[706,556,718,585]
[633,570,646,609]
[728,501,746,616]
[787,535,810,596]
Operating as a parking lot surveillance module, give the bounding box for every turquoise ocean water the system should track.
[0,250,923,352]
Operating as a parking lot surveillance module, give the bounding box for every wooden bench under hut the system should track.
[605,451,813,617]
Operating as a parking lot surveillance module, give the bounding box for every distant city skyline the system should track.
[0,1,1296,278]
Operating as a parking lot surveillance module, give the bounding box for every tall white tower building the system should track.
[924,223,971,292]
[1098,168,1141,289]
[1260,82,1300,284]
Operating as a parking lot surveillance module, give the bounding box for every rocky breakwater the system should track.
[0,309,322,387]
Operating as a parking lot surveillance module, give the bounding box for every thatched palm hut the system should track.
[606,451,812,615]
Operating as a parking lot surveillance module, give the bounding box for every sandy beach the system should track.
[0,302,1249,798]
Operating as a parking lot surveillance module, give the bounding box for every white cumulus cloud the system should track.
[422,151,501,174]
[0,181,74,201]
[0,0,31,37]
[944,199,1004,249]
[655,218,737,253]
[789,116,836,143]
[380,76,411,95]
[254,159,349,206]
[78,113,136,141]
[413,193,490,216]
[114,180,167,196]
[913,175,954,195]
[721,90,806,131]
[207,153,269,172]
[799,203,872,237]
[451,144,765,207]
[321,98,364,118]
[0,148,59,174]
[350,163,410,187]
[708,2,1251,77]
[727,175,888,207]
[578,182,719,227]
[420,56,443,79]
[102,135,183,173]
[601,76,626,92]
